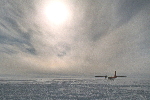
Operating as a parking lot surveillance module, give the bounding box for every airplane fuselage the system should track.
[108,76,117,80]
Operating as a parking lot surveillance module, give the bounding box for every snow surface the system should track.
[0,78,149,100]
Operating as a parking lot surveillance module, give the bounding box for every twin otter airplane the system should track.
[95,71,127,80]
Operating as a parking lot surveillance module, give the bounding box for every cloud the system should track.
[115,0,150,28]
[0,0,150,78]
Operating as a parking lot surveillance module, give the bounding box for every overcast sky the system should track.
[0,0,150,78]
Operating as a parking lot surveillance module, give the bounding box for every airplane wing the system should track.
[95,75,107,77]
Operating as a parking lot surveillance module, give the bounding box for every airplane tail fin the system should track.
[114,71,116,77]
[115,71,127,77]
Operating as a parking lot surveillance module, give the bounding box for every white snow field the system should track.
[0,77,149,100]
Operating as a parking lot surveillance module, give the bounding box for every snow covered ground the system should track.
[0,77,149,100]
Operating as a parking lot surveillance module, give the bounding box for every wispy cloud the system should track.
[0,0,150,77]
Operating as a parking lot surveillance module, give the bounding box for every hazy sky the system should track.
[0,0,150,78]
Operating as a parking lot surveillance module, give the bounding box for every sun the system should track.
[44,1,70,25]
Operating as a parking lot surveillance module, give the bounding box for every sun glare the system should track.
[45,1,70,25]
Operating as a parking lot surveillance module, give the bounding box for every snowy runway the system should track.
[0,78,149,100]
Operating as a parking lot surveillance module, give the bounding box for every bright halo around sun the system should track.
[45,1,70,25]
